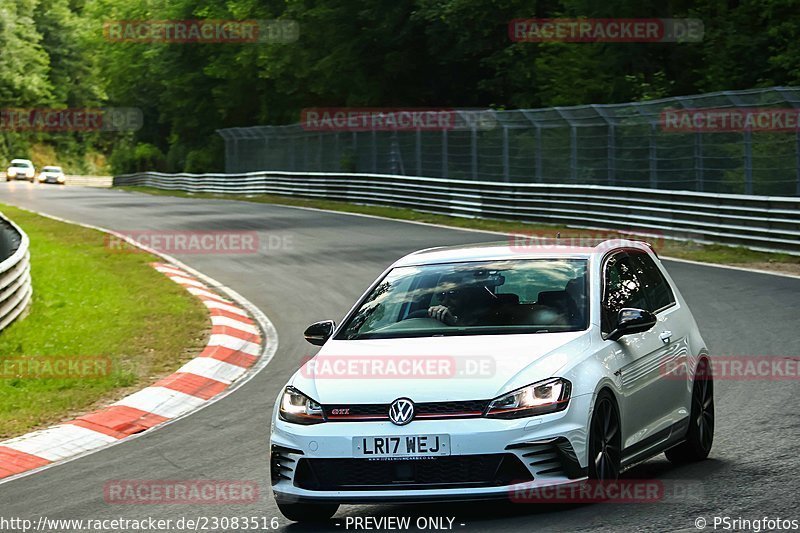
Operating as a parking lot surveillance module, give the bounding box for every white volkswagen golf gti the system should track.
[270,239,714,522]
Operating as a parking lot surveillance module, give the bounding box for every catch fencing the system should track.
[217,87,800,197]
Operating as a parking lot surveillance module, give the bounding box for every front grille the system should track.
[322,400,490,421]
[416,400,489,417]
[294,453,532,491]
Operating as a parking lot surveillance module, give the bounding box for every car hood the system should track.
[289,331,591,404]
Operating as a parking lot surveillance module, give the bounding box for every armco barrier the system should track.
[114,172,800,255]
[64,175,112,187]
[0,212,32,332]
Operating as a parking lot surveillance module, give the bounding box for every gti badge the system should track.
[388,398,415,426]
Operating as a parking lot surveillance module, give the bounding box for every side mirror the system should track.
[607,308,657,341]
[304,320,336,346]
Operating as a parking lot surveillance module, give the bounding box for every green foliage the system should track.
[2,0,800,173]
[0,0,53,107]
[109,142,166,174]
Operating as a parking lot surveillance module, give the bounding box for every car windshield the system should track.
[10,162,31,168]
[43,166,62,172]
[339,259,588,340]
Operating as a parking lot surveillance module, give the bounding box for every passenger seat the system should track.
[537,290,580,324]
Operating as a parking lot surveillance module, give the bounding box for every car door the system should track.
[626,250,688,431]
[601,250,683,457]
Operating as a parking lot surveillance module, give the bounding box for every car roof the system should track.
[10,159,32,164]
[43,166,62,169]
[391,238,654,267]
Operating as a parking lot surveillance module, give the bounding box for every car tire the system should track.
[587,390,622,480]
[665,358,714,464]
[276,501,339,522]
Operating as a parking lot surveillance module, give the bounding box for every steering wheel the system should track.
[402,309,430,320]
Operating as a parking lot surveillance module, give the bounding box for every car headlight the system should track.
[8,169,16,176]
[279,386,325,425]
[485,378,571,419]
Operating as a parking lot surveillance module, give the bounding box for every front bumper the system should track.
[270,393,592,503]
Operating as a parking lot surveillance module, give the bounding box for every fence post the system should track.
[303,136,309,172]
[441,129,449,178]
[416,128,422,176]
[224,136,236,173]
[744,130,753,195]
[535,125,542,183]
[352,131,358,172]
[649,124,658,188]
[318,134,324,171]
[570,125,577,182]
[502,126,510,182]
[288,133,295,171]
[607,124,615,186]
[334,132,340,171]
[471,125,478,179]
[695,133,704,192]
[371,130,377,173]
[796,131,800,196]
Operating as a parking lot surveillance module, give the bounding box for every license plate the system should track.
[353,434,450,458]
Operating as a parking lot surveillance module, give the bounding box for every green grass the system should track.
[120,186,800,267]
[0,205,208,438]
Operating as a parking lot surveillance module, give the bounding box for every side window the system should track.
[628,251,676,312]
[602,253,647,333]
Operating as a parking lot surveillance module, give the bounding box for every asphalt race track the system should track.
[1,181,799,532]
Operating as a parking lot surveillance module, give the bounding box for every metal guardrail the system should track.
[115,171,800,255]
[64,175,113,187]
[1,173,112,187]
[0,212,32,332]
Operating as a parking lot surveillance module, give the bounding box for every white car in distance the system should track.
[38,166,66,184]
[6,159,35,182]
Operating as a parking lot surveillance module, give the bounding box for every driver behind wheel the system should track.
[427,284,500,326]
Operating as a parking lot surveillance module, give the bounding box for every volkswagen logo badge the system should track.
[388,398,415,426]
